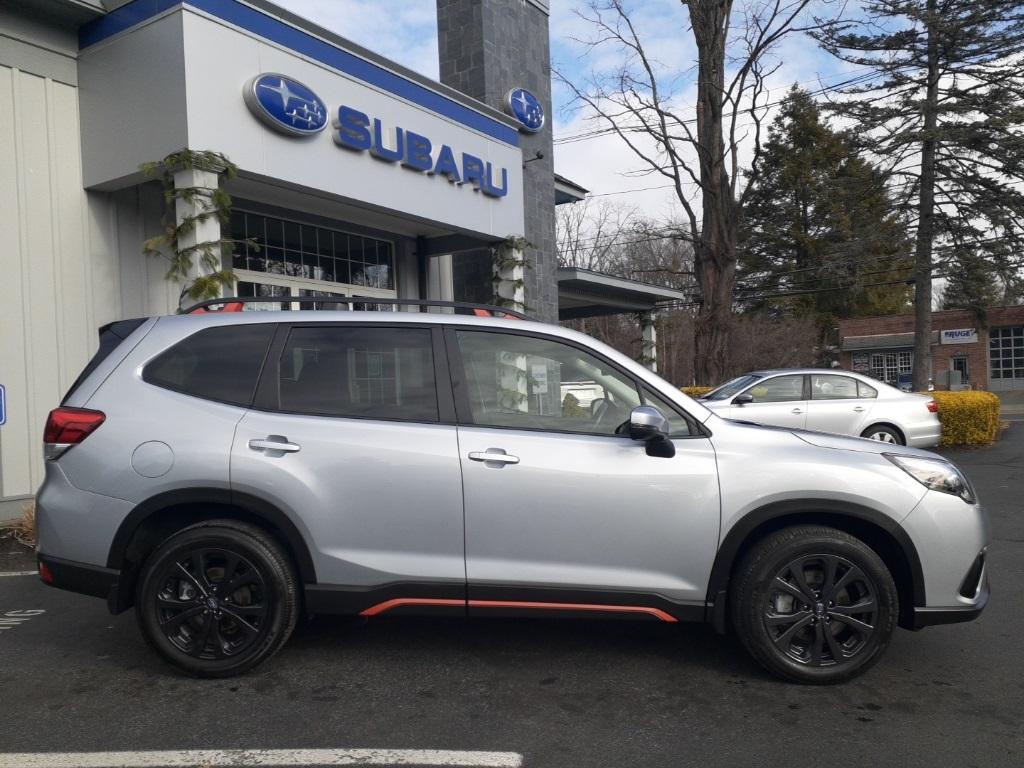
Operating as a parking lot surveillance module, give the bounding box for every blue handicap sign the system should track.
[0,384,5,426]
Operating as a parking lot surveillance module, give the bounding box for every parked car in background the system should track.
[701,369,941,447]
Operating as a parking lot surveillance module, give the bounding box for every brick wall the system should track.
[838,306,1024,389]
[437,0,558,322]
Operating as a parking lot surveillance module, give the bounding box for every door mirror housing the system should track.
[732,392,754,406]
[628,406,675,458]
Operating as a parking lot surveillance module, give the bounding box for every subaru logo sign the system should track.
[243,74,328,136]
[504,87,545,133]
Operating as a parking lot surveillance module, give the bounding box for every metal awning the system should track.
[557,267,690,319]
[842,331,939,351]
[554,174,588,206]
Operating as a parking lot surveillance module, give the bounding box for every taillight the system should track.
[43,407,105,460]
[926,400,938,413]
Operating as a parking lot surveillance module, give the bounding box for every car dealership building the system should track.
[1,0,608,515]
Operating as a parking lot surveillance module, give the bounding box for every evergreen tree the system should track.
[816,0,1024,389]
[739,87,910,331]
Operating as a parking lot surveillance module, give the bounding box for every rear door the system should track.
[728,373,808,428]
[805,373,874,436]
[231,323,465,603]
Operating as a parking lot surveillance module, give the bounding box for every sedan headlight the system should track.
[884,453,976,503]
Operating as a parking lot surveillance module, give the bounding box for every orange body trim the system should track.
[468,599,679,623]
[357,597,678,623]
[358,598,465,617]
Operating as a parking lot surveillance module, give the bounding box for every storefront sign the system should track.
[244,73,509,199]
[851,352,870,374]
[940,328,978,344]
[504,88,545,133]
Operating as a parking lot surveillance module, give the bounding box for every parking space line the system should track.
[0,571,37,577]
[0,749,524,767]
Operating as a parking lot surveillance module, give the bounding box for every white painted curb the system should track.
[0,749,524,767]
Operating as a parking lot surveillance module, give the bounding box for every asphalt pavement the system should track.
[1,426,1022,767]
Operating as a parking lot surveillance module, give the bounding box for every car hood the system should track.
[718,417,940,459]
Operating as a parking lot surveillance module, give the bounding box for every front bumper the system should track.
[912,554,989,628]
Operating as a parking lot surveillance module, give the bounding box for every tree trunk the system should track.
[913,0,939,391]
[689,0,738,386]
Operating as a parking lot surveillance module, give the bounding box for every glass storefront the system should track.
[990,326,1024,389]
[870,351,912,387]
[228,210,398,310]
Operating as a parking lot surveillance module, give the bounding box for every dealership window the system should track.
[229,211,397,309]
[870,351,912,386]
[990,326,1024,380]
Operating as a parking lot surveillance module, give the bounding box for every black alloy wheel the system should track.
[136,520,298,677]
[765,554,878,667]
[731,525,897,684]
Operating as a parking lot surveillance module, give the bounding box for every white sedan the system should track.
[699,369,941,447]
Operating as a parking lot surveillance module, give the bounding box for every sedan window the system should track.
[704,374,763,401]
[810,375,860,400]
[746,375,805,403]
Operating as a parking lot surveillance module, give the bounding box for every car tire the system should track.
[135,519,299,678]
[730,525,897,684]
[860,425,903,445]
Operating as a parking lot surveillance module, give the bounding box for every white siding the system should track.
[0,65,174,510]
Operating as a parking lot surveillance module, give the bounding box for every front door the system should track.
[728,373,808,429]
[449,328,720,617]
[231,324,465,603]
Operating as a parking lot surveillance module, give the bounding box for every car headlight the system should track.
[884,453,976,503]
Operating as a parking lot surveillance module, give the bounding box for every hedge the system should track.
[930,391,1001,447]
[681,386,714,397]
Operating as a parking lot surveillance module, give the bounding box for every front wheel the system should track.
[730,525,897,684]
[135,520,299,677]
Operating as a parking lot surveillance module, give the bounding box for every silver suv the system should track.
[36,302,989,683]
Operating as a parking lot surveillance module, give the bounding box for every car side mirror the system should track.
[628,406,675,458]
[732,393,753,406]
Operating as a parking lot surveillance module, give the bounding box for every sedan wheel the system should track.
[862,426,903,445]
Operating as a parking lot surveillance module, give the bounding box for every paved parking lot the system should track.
[1,426,1022,768]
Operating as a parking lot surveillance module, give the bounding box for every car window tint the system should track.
[811,374,860,400]
[278,326,437,422]
[455,330,640,435]
[746,374,804,403]
[642,388,694,437]
[857,381,878,399]
[144,324,274,406]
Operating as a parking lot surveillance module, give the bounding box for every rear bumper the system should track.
[37,553,121,609]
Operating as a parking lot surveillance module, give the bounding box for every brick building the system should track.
[839,306,1024,391]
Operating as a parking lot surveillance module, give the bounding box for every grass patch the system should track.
[0,503,36,548]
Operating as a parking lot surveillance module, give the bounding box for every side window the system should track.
[746,374,805,403]
[143,324,274,406]
[278,326,437,422]
[455,330,641,435]
[811,374,860,400]
[857,380,878,399]
[642,388,696,438]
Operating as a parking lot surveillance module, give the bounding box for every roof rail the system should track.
[183,296,532,320]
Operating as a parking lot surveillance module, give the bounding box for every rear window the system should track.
[143,324,275,406]
[62,318,147,405]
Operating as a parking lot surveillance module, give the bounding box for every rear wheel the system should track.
[730,525,897,684]
[136,520,298,677]
[861,425,903,445]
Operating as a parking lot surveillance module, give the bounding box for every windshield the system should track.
[703,374,763,401]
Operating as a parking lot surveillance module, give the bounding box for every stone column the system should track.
[640,310,658,372]
[173,166,224,310]
[493,243,526,314]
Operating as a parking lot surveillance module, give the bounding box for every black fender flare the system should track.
[705,499,926,627]
[106,487,317,584]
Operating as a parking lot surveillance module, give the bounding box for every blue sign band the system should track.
[79,0,520,147]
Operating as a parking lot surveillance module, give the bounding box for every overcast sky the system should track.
[274,1,854,223]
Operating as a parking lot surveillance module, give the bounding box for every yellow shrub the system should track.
[681,386,713,397]
[929,391,1001,447]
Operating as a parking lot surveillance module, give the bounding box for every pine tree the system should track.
[739,87,910,331]
[816,0,1024,389]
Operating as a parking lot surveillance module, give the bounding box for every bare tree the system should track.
[558,0,827,384]
[557,198,638,269]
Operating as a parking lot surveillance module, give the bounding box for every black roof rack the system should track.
[183,296,532,321]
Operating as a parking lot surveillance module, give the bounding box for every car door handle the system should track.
[249,437,301,453]
[791,408,804,414]
[853,406,866,412]
[468,450,520,465]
